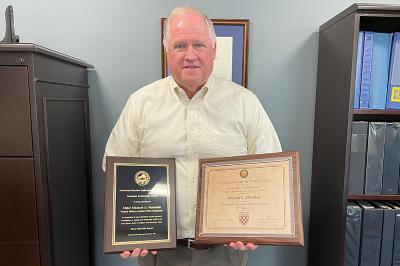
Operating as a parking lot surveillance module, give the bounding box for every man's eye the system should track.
[195,43,205,48]
[174,44,185,50]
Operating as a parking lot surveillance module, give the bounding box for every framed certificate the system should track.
[161,18,249,87]
[103,157,176,253]
[195,151,304,246]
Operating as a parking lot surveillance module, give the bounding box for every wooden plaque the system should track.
[195,151,304,246]
[104,156,176,253]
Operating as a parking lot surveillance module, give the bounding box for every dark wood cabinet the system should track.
[0,44,93,266]
[0,66,32,156]
[308,4,400,266]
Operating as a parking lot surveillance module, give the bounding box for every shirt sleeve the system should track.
[245,94,282,154]
[102,95,140,171]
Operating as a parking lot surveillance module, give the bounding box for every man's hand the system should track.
[120,248,157,258]
[228,241,258,251]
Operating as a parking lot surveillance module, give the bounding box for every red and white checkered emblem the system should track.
[239,213,249,225]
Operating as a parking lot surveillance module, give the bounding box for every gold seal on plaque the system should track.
[134,171,150,186]
[239,169,248,178]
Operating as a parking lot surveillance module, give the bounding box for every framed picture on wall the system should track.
[161,18,249,87]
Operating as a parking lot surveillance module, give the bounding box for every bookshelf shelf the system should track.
[353,109,400,121]
[348,194,400,200]
[353,109,400,115]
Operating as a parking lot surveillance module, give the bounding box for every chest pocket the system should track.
[198,132,247,159]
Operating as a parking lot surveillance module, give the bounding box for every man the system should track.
[103,6,281,266]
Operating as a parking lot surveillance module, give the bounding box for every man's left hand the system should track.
[228,241,258,250]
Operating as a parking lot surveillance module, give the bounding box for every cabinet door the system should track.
[0,243,40,266]
[0,158,38,242]
[0,66,33,156]
[39,89,91,266]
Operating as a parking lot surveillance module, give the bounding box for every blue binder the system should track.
[360,32,374,109]
[369,32,392,109]
[386,32,400,109]
[354,31,364,109]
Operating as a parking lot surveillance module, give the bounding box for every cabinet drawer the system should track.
[0,158,38,242]
[0,66,33,156]
[0,243,40,266]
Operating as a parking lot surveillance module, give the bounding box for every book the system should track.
[354,31,364,109]
[365,122,385,194]
[369,32,392,109]
[358,200,383,266]
[348,121,368,194]
[386,32,400,109]
[360,32,374,109]
[382,122,400,194]
[344,202,362,266]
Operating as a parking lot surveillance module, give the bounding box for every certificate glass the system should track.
[104,157,176,253]
[195,152,304,246]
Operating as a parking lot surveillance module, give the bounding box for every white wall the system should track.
[2,0,399,265]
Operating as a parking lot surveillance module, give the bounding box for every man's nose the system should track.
[184,46,197,60]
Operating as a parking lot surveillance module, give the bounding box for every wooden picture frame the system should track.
[195,151,304,246]
[103,156,176,253]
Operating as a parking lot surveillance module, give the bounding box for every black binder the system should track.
[358,200,383,266]
[348,122,368,194]
[390,201,400,266]
[394,213,400,266]
[365,122,385,194]
[344,202,362,266]
[374,201,396,266]
[382,122,400,194]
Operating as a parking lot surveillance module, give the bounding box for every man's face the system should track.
[166,12,216,93]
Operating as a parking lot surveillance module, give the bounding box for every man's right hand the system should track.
[120,249,157,258]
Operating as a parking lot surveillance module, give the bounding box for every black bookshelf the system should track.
[308,4,400,266]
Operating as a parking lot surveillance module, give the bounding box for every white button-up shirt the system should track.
[103,74,282,238]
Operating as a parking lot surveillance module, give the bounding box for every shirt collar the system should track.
[169,75,215,102]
